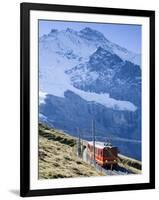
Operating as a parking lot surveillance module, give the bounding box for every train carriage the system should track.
[87,141,118,168]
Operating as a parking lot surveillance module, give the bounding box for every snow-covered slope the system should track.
[40,27,140,66]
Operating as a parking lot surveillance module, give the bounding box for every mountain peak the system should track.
[92,46,122,61]
[80,27,95,32]
[95,46,111,54]
[88,46,123,71]
[66,28,76,33]
[47,29,58,36]
[79,27,108,41]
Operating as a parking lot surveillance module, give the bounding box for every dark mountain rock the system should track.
[67,47,141,106]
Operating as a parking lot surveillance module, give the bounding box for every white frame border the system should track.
[30,10,150,190]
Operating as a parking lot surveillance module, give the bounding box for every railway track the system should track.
[94,161,131,175]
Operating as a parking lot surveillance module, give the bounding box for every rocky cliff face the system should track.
[40,90,141,140]
[66,47,141,105]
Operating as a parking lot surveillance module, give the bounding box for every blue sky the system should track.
[39,20,141,54]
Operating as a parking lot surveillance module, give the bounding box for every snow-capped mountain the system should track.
[39,27,141,160]
[40,27,140,66]
[66,46,141,105]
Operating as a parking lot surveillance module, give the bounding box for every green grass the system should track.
[38,123,103,179]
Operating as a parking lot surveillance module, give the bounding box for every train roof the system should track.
[88,141,116,149]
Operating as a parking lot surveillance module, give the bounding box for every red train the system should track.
[87,141,118,168]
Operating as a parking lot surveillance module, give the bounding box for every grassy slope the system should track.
[118,154,142,174]
[39,123,103,179]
